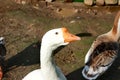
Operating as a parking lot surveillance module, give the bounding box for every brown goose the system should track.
[82,11,120,80]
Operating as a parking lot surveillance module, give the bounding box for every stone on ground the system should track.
[96,0,104,5]
[105,0,117,4]
[84,0,94,5]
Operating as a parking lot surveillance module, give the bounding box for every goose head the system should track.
[41,27,80,50]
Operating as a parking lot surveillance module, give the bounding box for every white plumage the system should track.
[23,27,80,80]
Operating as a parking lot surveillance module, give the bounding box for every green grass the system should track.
[73,0,84,2]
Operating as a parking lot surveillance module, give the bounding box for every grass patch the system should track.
[73,0,84,2]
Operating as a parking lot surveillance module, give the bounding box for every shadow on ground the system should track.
[5,41,66,71]
[6,41,41,71]
[76,33,92,37]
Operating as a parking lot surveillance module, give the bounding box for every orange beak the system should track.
[62,27,81,43]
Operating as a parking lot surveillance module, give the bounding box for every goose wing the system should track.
[90,50,117,69]
[85,39,102,64]
[86,42,119,69]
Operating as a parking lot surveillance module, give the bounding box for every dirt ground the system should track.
[0,0,120,80]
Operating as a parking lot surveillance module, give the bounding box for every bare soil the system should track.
[0,0,120,80]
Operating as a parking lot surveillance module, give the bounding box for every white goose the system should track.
[82,11,120,80]
[22,27,80,80]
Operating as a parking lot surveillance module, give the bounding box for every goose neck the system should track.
[111,14,120,41]
[40,44,56,69]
